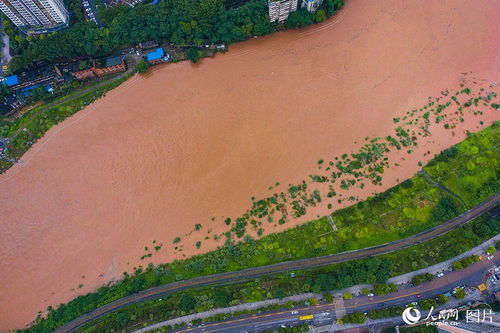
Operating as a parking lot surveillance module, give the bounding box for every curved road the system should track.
[55,193,499,332]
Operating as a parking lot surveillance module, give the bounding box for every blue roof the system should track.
[5,75,19,87]
[146,48,164,62]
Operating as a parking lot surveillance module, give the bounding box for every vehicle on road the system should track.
[437,272,444,277]
[378,303,385,307]
[367,293,374,297]
[487,255,494,260]
[291,311,298,315]
[416,294,422,298]
[299,314,314,320]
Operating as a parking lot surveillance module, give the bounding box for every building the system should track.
[268,0,298,23]
[72,56,126,80]
[145,48,166,64]
[4,75,19,87]
[138,40,159,50]
[302,0,323,12]
[0,0,69,34]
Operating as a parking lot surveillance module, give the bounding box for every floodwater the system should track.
[1,0,499,329]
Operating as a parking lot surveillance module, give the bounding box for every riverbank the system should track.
[1,0,499,329]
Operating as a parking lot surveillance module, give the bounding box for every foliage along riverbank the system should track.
[55,211,500,332]
[7,0,345,73]
[21,122,500,332]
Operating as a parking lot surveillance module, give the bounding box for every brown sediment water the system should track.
[1,0,499,329]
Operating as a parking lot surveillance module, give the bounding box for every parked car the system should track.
[436,272,444,277]
[487,255,494,260]
[367,293,374,297]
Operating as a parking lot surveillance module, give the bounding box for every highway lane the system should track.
[55,193,499,332]
[177,255,500,333]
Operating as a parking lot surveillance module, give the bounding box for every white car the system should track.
[291,311,298,315]
[437,272,444,277]
[487,255,494,260]
[367,293,374,297]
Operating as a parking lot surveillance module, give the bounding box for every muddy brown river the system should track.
[1,0,499,329]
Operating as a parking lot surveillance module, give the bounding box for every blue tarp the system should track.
[146,48,164,62]
[19,83,52,96]
[5,75,19,87]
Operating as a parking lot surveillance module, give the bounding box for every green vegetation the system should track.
[342,292,352,299]
[454,288,465,299]
[418,298,437,310]
[373,283,397,295]
[136,60,150,73]
[367,306,404,320]
[424,124,499,208]
[339,311,365,324]
[24,210,499,332]
[7,0,345,73]
[452,255,480,271]
[411,273,434,286]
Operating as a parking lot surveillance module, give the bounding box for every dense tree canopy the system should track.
[8,0,345,73]
[8,0,277,72]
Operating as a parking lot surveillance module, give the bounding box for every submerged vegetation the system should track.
[211,79,498,245]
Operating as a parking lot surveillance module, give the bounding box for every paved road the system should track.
[55,193,499,332]
[173,254,500,333]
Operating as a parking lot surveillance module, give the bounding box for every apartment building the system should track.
[0,0,69,34]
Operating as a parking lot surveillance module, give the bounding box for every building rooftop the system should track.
[146,48,164,62]
[105,56,123,67]
[5,75,19,87]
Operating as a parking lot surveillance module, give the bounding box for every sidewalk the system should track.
[135,235,499,332]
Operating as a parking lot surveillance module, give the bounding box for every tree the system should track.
[323,292,334,303]
[374,283,397,295]
[178,293,197,312]
[360,288,370,296]
[136,59,150,73]
[187,48,200,63]
[487,246,495,255]
[286,9,314,29]
[436,294,448,305]
[115,312,130,327]
[214,289,232,307]
[274,288,286,299]
[315,9,327,23]
[31,86,47,102]
[454,288,465,299]
[343,292,353,300]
